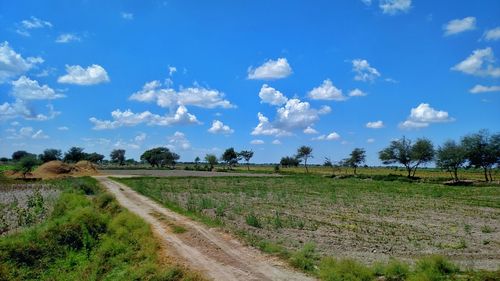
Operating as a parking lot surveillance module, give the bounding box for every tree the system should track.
[345,148,366,175]
[436,140,466,182]
[39,149,62,163]
[86,152,105,164]
[194,156,201,169]
[12,150,31,161]
[141,147,179,168]
[205,154,218,170]
[221,148,239,170]
[379,137,434,178]
[296,146,313,173]
[63,147,86,163]
[323,157,338,175]
[280,156,300,168]
[461,130,500,181]
[15,155,40,178]
[239,150,254,171]
[110,149,126,165]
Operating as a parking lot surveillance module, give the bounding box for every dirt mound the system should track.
[32,160,99,179]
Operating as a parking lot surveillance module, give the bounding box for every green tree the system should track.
[436,140,466,182]
[345,148,366,175]
[15,155,40,178]
[140,147,179,168]
[280,156,300,168]
[39,149,62,163]
[239,150,254,171]
[221,148,239,170]
[205,154,218,170]
[296,146,313,173]
[461,130,500,181]
[194,156,201,169]
[86,152,105,164]
[12,150,32,161]
[379,137,434,178]
[110,149,126,165]
[63,147,86,163]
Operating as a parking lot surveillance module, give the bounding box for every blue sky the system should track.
[1,0,499,165]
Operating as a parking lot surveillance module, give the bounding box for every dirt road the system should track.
[95,176,315,281]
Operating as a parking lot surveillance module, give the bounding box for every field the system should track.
[117,174,500,272]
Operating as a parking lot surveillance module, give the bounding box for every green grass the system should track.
[0,165,15,172]
[0,177,202,281]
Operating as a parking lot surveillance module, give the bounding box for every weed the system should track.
[245,213,262,228]
[481,225,494,233]
[289,243,318,272]
[318,257,373,281]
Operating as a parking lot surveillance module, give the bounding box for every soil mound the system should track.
[32,160,99,179]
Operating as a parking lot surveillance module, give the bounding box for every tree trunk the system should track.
[304,159,309,173]
[453,168,459,182]
[406,166,412,178]
[247,162,250,171]
[488,169,493,182]
[484,167,489,182]
[354,166,357,175]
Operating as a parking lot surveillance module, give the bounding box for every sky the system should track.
[1,0,499,165]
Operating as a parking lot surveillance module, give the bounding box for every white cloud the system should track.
[0,41,43,83]
[10,121,20,126]
[58,126,69,131]
[361,0,372,5]
[58,64,110,85]
[208,120,234,134]
[272,139,281,145]
[379,0,412,15]
[16,17,52,36]
[168,131,191,150]
[250,139,265,145]
[318,105,332,114]
[121,12,134,20]
[259,84,288,105]
[0,101,59,121]
[7,126,48,139]
[303,126,319,134]
[352,59,381,82]
[451,47,500,78]
[168,66,177,76]
[308,79,347,101]
[349,88,367,97]
[366,120,384,129]
[90,105,200,130]
[367,138,375,143]
[483,27,500,41]
[247,58,292,80]
[399,103,454,129]
[313,132,341,141]
[251,112,291,137]
[32,129,49,139]
[11,76,64,100]
[443,17,476,36]
[130,80,235,109]
[135,132,147,142]
[469,84,500,94]
[55,33,81,43]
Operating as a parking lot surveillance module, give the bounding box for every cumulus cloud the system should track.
[313,132,341,141]
[247,58,292,80]
[7,126,48,139]
[399,103,454,129]
[258,84,288,105]
[379,0,412,15]
[168,66,177,76]
[272,139,281,145]
[58,64,110,85]
[451,47,500,78]
[352,59,381,82]
[303,126,319,134]
[250,139,265,145]
[0,101,59,121]
[16,17,52,36]
[55,33,81,43]
[208,120,234,134]
[469,84,500,94]
[130,80,235,109]
[135,132,147,142]
[251,112,291,137]
[366,120,384,129]
[443,17,476,36]
[168,131,191,150]
[0,41,43,83]
[483,27,500,41]
[308,79,347,101]
[11,76,64,100]
[89,105,200,130]
[349,89,367,97]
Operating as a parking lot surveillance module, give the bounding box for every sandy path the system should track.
[95,176,315,281]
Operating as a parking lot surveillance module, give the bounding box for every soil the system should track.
[33,160,99,179]
[95,176,314,281]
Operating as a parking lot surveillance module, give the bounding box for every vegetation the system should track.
[12,151,35,161]
[63,147,87,163]
[140,147,180,168]
[221,147,239,169]
[344,148,366,175]
[38,149,62,163]
[0,177,200,281]
[239,150,254,171]
[85,152,105,164]
[280,156,301,168]
[379,137,435,178]
[296,146,313,173]
[204,154,218,171]
[110,149,126,165]
[15,155,40,178]
[461,130,500,181]
[436,140,467,182]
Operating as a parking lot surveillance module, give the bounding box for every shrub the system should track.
[245,213,262,228]
[318,257,373,281]
[408,255,459,281]
[289,243,318,272]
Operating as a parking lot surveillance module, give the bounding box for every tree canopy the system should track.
[239,150,254,171]
[140,147,179,168]
[461,130,500,181]
[379,137,434,178]
[39,149,62,163]
[63,147,86,163]
[221,148,239,169]
[110,149,126,165]
[436,140,466,182]
[296,146,313,173]
[345,148,366,175]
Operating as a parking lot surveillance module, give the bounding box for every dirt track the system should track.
[95,176,314,281]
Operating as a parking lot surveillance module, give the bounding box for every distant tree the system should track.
[15,155,40,178]
[280,156,300,168]
[63,147,86,163]
[379,137,434,178]
[125,158,137,165]
[39,149,62,163]
[163,151,180,169]
[296,146,313,173]
[221,148,239,169]
[110,149,126,165]
[0,157,9,163]
[436,140,466,182]
[12,150,31,161]
[86,152,105,164]
[239,150,254,171]
[461,130,500,181]
[205,154,218,170]
[345,148,366,175]
[323,157,336,175]
[141,147,179,168]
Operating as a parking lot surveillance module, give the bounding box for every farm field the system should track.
[116,175,500,272]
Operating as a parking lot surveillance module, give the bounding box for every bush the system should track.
[289,243,318,272]
[319,257,373,281]
[408,255,459,281]
[384,259,410,281]
[245,213,262,228]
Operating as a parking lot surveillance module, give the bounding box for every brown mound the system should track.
[32,160,99,179]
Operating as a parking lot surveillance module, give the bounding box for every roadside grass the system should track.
[0,177,203,281]
[116,175,500,280]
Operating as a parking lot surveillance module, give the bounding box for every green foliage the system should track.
[12,150,34,161]
[344,148,366,175]
[85,152,105,164]
[408,255,459,281]
[436,140,466,181]
[319,257,373,281]
[38,149,62,163]
[63,147,86,163]
[221,147,239,169]
[141,147,180,168]
[280,156,300,167]
[289,243,318,272]
[461,130,500,181]
[296,146,313,173]
[379,137,435,178]
[239,150,254,170]
[245,213,262,228]
[15,155,40,178]
[110,149,126,165]
[204,154,218,170]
